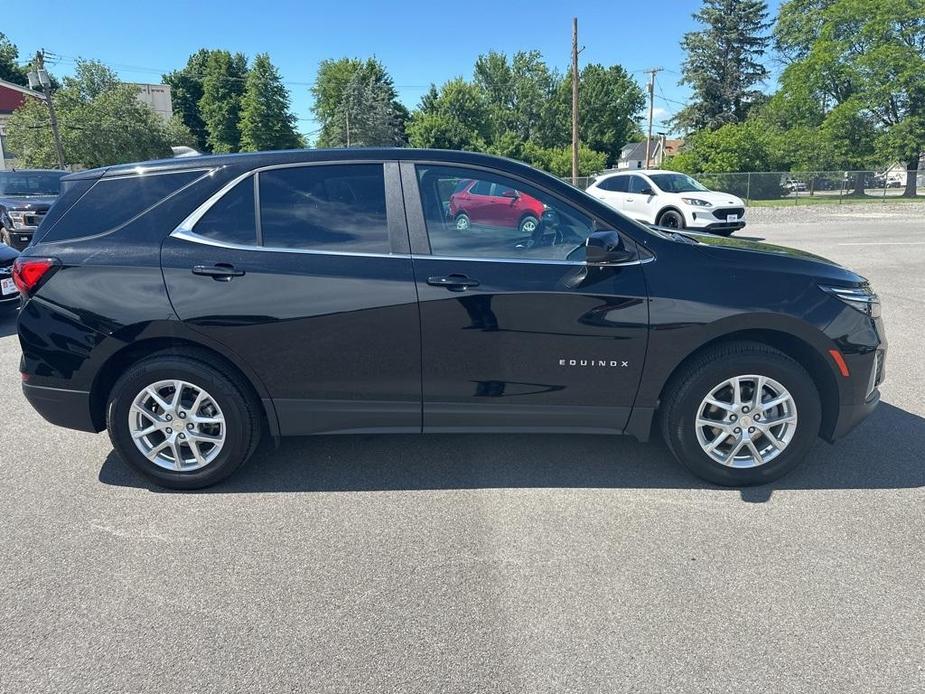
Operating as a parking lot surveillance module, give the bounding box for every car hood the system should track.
[676,230,862,282]
[0,195,57,210]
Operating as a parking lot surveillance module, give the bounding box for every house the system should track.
[0,78,46,170]
[879,154,925,188]
[616,137,683,170]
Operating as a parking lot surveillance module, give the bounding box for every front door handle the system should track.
[192,263,245,281]
[426,274,480,291]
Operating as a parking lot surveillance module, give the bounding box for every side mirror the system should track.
[586,230,633,265]
[640,186,655,195]
[500,189,519,199]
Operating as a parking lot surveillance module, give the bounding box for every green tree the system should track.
[775,0,925,196]
[0,32,28,86]
[238,53,301,151]
[311,58,407,147]
[558,63,646,166]
[199,51,247,153]
[7,60,191,168]
[163,49,217,152]
[407,78,490,151]
[674,0,771,132]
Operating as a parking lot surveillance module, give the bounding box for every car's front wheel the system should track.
[659,341,821,486]
[656,209,685,229]
[454,213,471,232]
[107,353,261,489]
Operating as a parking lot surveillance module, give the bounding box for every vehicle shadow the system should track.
[99,402,924,502]
[0,309,17,338]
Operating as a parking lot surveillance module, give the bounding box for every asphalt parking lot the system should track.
[1,206,923,693]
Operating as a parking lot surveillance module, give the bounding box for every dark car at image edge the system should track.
[12,148,886,489]
[0,169,66,251]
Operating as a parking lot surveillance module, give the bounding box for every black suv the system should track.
[0,169,66,250]
[13,149,886,489]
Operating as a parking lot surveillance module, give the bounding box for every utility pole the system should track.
[345,110,351,147]
[27,50,66,170]
[571,17,580,185]
[643,67,663,170]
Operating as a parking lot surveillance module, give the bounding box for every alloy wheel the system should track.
[128,379,226,471]
[694,374,798,468]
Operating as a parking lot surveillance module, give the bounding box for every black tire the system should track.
[107,353,262,490]
[518,214,540,235]
[454,212,471,232]
[656,209,685,229]
[658,341,821,486]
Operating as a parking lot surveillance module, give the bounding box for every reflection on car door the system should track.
[405,162,650,433]
[161,161,422,436]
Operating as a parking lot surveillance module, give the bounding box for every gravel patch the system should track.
[747,201,925,226]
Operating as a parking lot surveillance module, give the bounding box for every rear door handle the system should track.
[192,263,245,281]
[426,274,480,291]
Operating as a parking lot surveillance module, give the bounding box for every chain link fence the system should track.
[564,170,925,204]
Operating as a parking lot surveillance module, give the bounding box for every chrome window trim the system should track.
[171,229,411,259]
[103,166,216,181]
[171,159,395,249]
[422,254,654,267]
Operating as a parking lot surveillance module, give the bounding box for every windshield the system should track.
[0,171,64,196]
[648,173,709,194]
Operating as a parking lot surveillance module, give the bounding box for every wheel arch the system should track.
[652,328,840,442]
[88,334,279,441]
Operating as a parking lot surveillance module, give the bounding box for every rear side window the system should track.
[193,176,256,246]
[598,176,628,192]
[258,164,389,253]
[40,170,205,243]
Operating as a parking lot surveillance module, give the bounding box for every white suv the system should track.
[586,170,746,236]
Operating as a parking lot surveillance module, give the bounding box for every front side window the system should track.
[193,175,256,246]
[258,164,389,253]
[416,165,601,261]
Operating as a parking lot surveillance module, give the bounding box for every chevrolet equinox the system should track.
[13,149,886,489]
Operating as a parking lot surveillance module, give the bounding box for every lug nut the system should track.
[754,414,760,421]
[165,414,172,421]
[187,423,194,431]
[742,406,750,413]
[730,415,737,422]
[165,427,172,434]
[179,412,186,419]
[179,433,186,439]
[734,427,741,434]
[748,426,756,433]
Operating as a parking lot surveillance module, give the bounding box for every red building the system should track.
[0,78,45,170]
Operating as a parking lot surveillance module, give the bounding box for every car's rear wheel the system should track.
[454,213,471,232]
[659,341,821,486]
[656,209,685,229]
[107,354,261,489]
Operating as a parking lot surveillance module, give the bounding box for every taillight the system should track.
[12,257,59,296]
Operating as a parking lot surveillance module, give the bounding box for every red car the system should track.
[448,179,545,235]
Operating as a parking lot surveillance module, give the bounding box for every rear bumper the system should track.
[22,383,100,433]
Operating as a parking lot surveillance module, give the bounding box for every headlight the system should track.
[682,198,711,207]
[7,211,26,227]
[820,284,881,318]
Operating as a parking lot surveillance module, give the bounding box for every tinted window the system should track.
[259,164,389,252]
[41,169,205,243]
[598,176,628,192]
[627,176,650,194]
[470,180,492,195]
[193,175,256,246]
[416,165,600,261]
[0,171,64,195]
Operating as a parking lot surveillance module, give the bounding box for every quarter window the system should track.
[415,165,601,261]
[193,175,257,246]
[258,164,389,253]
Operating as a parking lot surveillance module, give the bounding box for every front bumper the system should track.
[685,209,746,233]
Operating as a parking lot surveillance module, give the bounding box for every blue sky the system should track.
[5,0,784,140]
